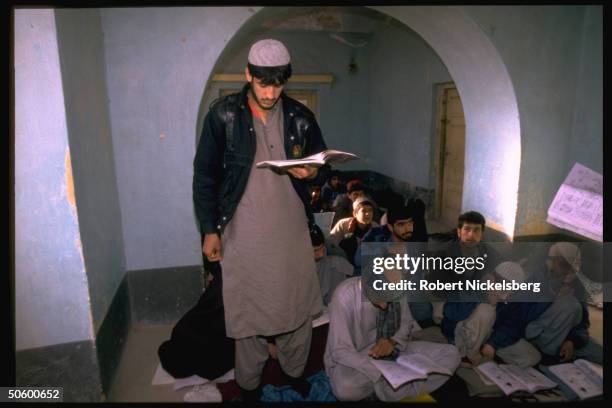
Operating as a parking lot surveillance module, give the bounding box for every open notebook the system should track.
[548,359,602,400]
[475,362,557,396]
[370,354,453,390]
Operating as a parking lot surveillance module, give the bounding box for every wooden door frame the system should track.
[432,82,459,220]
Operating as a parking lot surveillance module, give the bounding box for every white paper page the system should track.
[476,362,526,396]
[370,359,425,390]
[474,367,495,386]
[547,185,603,240]
[255,149,358,169]
[183,383,223,403]
[574,359,603,388]
[212,368,235,383]
[501,365,557,393]
[549,363,602,400]
[174,375,209,391]
[314,212,335,238]
[397,354,453,376]
[547,163,603,241]
[312,307,330,328]
[564,163,602,194]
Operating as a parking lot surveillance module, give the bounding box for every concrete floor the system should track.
[108,307,603,402]
[108,323,191,402]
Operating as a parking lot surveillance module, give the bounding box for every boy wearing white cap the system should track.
[324,272,460,401]
[193,38,330,400]
[523,242,602,365]
[330,197,379,258]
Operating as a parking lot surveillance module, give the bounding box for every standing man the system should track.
[193,39,329,401]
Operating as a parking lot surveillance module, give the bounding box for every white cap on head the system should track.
[353,196,375,211]
[494,261,527,283]
[548,242,581,273]
[248,39,291,67]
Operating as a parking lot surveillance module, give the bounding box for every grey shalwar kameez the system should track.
[324,277,461,401]
[220,98,323,389]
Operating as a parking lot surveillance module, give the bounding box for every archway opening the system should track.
[198,6,521,239]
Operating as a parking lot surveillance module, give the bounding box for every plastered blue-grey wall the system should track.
[15,9,93,350]
[568,7,602,175]
[55,9,126,334]
[100,7,261,271]
[463,6,602,236]
[366,17,451,188]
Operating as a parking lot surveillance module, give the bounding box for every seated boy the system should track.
[324,270,460,401]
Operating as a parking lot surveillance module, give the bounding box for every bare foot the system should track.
[267,343,278,360]
[468,352,483,366]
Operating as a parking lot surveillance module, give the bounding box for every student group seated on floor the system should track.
[158,179,603,402]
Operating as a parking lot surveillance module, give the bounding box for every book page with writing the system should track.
[476,362,528,396]
[396,354,453,377]
[574,359,603,387]
[548,363,602,400]
[546,163,603,241]
[370,359,426,390]
[500,365,557,393]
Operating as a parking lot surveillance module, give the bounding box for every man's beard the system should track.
[394,232,413,242]
[249,84,279,110]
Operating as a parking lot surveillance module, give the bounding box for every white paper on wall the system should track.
[547,163,602,242]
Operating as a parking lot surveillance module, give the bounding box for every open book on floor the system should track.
[370,354,454,390]
[547,359,602,400]
[256,149,359,170]
[475,361,557,396]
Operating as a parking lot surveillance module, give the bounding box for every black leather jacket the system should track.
[193,83,329,235]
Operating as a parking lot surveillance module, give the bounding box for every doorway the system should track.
[434,83,466,229]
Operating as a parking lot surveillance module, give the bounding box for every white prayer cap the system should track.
[548,242,581,273]
[494,261,527,283]
[248,39,291,67]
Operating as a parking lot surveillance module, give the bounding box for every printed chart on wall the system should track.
[547,163,602,241]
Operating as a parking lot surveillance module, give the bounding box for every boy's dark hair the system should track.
[457,211,486,229]
[247,63,292,86]
[327,170,342,182]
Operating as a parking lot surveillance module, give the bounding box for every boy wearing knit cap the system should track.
[330,196,379,266]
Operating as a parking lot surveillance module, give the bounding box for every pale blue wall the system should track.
[15,9,93,350]
[100,7,260,271]
[568,6,602,175]
[463,6,601,236]
[366,17,451,188]
[55,9,126,333]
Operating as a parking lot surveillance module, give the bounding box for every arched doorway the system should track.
[198,6,521,238]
